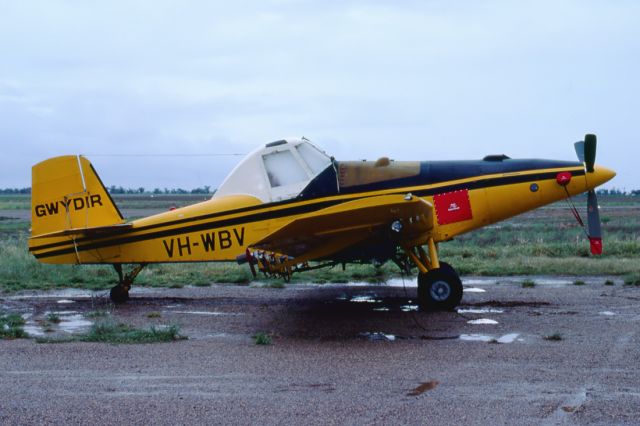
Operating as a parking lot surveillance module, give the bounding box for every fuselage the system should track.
[28,157,615,265]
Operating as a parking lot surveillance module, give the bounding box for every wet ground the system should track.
[1,277,640,425]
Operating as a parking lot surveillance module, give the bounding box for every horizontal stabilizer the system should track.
[30,223,133,239]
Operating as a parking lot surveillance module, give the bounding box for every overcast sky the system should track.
[1,0,637,190]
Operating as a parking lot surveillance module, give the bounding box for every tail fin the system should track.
[31,155,124,238]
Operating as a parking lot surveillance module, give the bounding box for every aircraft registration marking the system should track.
[162,227,245,258]
[34,194,104,217]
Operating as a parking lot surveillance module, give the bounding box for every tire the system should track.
[417,267,463,311]
[110,285,130,304]
[436,261,456,276]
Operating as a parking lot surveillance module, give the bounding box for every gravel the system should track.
[1,279,639,425]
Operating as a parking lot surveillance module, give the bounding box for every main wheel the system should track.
[435,261,456,276]
[417,267,463,311]
[110,285,130,304]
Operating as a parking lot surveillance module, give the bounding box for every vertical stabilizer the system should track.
[31,155,123,237]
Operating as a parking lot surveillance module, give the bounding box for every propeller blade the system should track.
[584,133,597,173]
[574,141,585,163]
[587,189,602,254]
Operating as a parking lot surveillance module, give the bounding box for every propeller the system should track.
[573,134,602,255]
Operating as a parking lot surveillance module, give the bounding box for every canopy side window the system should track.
[296,143,332,175]
[263,150,308,188]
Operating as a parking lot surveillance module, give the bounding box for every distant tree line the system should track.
[0,186,213,195]
[107,185,213,195]
[0,188,31,194]
[596,188,640,196]
[0,186,635,196]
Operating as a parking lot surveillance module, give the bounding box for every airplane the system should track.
[28,134,615,309]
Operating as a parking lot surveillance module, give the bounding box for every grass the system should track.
[624,273,640,286]
[522,279,536,288]
[46,313,61,323]
[86,310,110,318]
[544,333,563,341]
[36,320,184,344]
[2,195,640,293]
[0,312,27,339]
[254,332,272,345]
[604,280,615,286]
[265,282,285,289]
[573,280,586,286]
[147,311,161,318]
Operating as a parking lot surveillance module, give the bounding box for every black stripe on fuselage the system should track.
[32,165,584,259]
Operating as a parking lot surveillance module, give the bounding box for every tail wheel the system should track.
[110,285,130,304]
[417,267,463,311]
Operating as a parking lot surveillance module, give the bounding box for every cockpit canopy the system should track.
[214,138,334,203]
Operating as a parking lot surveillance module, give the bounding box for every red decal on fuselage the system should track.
[434,190,473,225]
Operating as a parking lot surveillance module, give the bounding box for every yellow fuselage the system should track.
[29,163,615,265]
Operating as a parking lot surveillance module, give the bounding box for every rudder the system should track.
[31,155,124,237]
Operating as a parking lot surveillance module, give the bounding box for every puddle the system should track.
[463,279,497,286]
[153,324,173,330]
[459,334,494,342]
[400,305,419,312]
[407,380,439,396]
[463,287,486,293]
[457,308,504,314]
[57,314,92,332]
[350,295,380,303]
[383,278,416,288]
[599,311,615,316]
[360,332,396,342]
[57,299,75,304]
[207,333,231,338]
[23,324,47,337]
[5,289,98,300]
[532,278,573,286]
[383,278,498,288]
[497,333,520,343]
[373,307,390,312]
[24,313,93,337]
[459,333,521,343]
[467,318,499,325]
[466,300,551,308]
[170,311,243,316]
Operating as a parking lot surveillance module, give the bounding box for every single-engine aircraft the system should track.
[29,134,615,309]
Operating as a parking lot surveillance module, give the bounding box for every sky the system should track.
[1,0,637,191]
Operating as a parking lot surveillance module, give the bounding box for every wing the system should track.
[250,194,433,264]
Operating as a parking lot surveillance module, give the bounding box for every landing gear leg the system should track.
[110,264,146,303]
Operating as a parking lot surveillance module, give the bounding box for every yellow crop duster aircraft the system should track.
[29,135,615,309]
